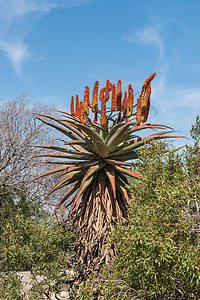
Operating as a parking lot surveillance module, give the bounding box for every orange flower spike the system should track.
[136,97,141,125]
[75,95,79,117]
[117,79,121,94]
[100,98,107,127]
[141,82,151,116]
[79,101,85,124]
[126,84,134,117]
[83,86,89,116]
[139,72,156,100]
[142,96,151,123]
[111,84,116,112]
[85,86,90,105]
[116,80,122,111]
[105,80,111,101]
[122,91,127,112]
[143,72,156,88]
[70,96,75,116]
[99,87,106,102]
[92,81,99,113]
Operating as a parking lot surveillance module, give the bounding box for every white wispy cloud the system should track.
[0,0,92,75]
[0,39,29,73]
[123,25,164,60]
[151,73,200,143]
[123,11,200,148]
[123,23,199,143]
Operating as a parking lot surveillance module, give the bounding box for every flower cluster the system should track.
[70,73,156,127]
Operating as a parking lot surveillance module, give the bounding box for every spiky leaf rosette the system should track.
[29,74,184,277]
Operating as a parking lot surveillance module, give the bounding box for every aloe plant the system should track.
[29,73,183,276]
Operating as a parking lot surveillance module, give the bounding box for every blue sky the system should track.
[0,0,200,146]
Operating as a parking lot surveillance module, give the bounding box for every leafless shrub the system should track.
[0,95,68,212]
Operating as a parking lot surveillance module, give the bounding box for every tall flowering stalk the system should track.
[92,81,99,113]
[75,95,79,117]
[126,84,134,117]
[116,80,122,110]
[136,97,142,125]
[79,100,85,124]
[29,73,184,278]
[70,96,75,116]
[122,91,127,112]
[111,84,116,112]
[139,72,156,101]
[83,86,89,121]
[100,98,107,128]
[105,79,111,100]
[142,82,151,123]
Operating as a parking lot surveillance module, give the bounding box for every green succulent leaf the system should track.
[129,124,172,134]
[35,113,85,139]
[96,141,109,157]
[110,151,139,161]
[70,144,89,153]
[111,138,141,154]
[54,181,81,215]
[75,122,106,145]
[117,171,129,185]
[27,144,90,156]
[68,162,106,212]
[114,165,141,179]
[36,116,82,141]
[107,123,131,152]
[82,162,105,183]
[116,176,130,205]
[104,164,116,198]
[105,159,132,168]
[46,169,85,197]
[70,175,95,213]
[43,160,93,165]
[28,165,70,184]
[105,122,127,143]
[32,153,97,161]
[146,123,174,129]
[97,170,107,210]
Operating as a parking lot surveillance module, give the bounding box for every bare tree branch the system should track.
[0,95,68,211]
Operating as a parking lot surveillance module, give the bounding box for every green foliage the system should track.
[77,117,200,299]
[0,184,45,235]
[0,208,75,299]
[0,185,15,234]
[0,272,24,300]
[190,115,200,142]
[183,116,200,191]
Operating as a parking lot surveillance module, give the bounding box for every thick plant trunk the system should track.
[71,179,128,280]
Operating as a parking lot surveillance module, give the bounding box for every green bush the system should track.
[0,272,24,300]
[0,207,75,299]
[0,185,45,235]
[77,118,200,299]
